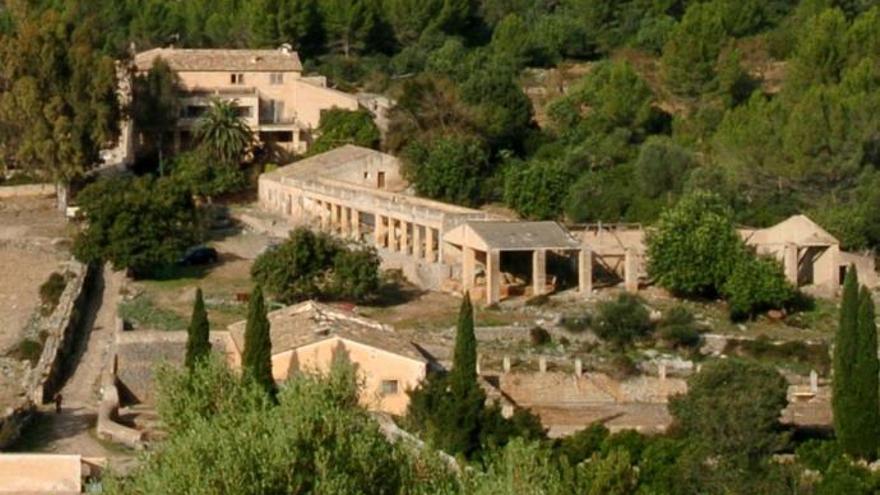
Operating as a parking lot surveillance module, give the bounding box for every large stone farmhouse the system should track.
[131,46,359,155]
[257,145,594,305]
[225,301,428,415]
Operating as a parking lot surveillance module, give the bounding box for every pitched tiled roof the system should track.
[135,48,303,72]
[228,301,428,363]
[445,221,582,251]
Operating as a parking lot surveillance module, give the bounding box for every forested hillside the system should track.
[2,1,880,249]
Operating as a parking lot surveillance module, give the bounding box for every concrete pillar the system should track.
[351,210,361,241]
[318,201,328,231]
[810,369,818,394]
[401,221,410,255]
[579,248,593,295]
[332,204,342,232]
[574,358,583,377]
[487,249,501,305]
[624,248,639,293]
[503,356,511,373]
[538,357,547,373]
[532,249,547,296]
[426,228,436,262]
[412,224,422,259]
[659,362,667,381]
[341,206,351,236]
[325,203,334,232]
[476,354,481,375]
[783,243,799,286]
[388,217,400,251]
[462,247,476,290]
[374,215,386,248]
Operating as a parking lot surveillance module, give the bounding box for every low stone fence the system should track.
[0,183,55,199]
[28,262,97,404]
[497,371,687,407]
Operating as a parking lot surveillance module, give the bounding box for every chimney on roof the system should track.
[279,43,293,55]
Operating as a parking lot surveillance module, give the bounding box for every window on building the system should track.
[230,73,245,85]
[260,131,294,143]
[270,73,284,85]
[380,380,399,396]
[233,106,253,118]
[377,171,386,189]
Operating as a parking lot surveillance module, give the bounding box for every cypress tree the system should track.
[440,292,485,457]
[185,288,211,370]
[833,266,865,457]
[848,286,880,459]
[242,285,274,395]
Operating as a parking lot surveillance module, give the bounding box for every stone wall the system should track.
[0,261,96,449]
[28,262,97,404]
[0,183,55,199]
[498,371,687,407]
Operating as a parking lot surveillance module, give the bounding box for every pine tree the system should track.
[833,266,868,457]
[185,288,211,370]
[242,285,274,395]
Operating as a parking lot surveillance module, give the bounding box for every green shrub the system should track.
[39,272,68,315]
[7,339,44,365]
[657,305,702,349]
[555,423,609,465]
[600,429,647,462]
[608,353,639,380]
[529,327,551,347]
[796,439,843,471]
[252,227,380,304]
[722,255,796,320]
[595,293,653,348]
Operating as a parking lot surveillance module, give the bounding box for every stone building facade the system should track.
[132,46,359,155]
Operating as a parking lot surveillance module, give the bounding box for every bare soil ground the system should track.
[0,197,70,353]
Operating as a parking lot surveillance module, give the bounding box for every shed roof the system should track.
[444,221,582,252]
[228,301,427,363]
[264,145,388,181]
[135,48,303,72]
[741,215,839,247]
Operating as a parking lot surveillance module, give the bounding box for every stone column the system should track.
[341,206,351,237]
[389,219,399,252]
[334,204,343,233]
[574,358,583,377]
[425,227,436,262]
[810,369,819,394]
[624,248,639,293]
[532,249,547,296]
[325,203,334,232]
[538,357,547,373]
[579,248,593,295]
[487,249,501,305]
[412,224,422,260]
[374,215,386,248]
[462,246,476,290]
[318,201,329,231]
[400,221,410,255]
[783,243,799,286]
[503,356,511,374]
[351,210,361,241]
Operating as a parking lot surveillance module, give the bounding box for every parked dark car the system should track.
[179,246,219,266]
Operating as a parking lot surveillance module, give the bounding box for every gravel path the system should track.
[37,266,129,459]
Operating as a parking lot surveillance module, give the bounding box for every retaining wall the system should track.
[0,183,55,199]
[0,261,96,450]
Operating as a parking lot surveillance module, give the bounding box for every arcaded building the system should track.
[258,145,594,305]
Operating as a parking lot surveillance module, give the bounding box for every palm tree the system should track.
[195,99,254,164]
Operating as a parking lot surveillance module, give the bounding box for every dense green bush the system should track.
[594,293,653,348]
[38,272,68,315]
[656,306,702,349]
[251,227,380,304]
[555,423,609,465]
[646,191,743,298]
[308,108,380,155]
[722,254,796,320]
[529,327,551,346]
[73,176,201,277]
